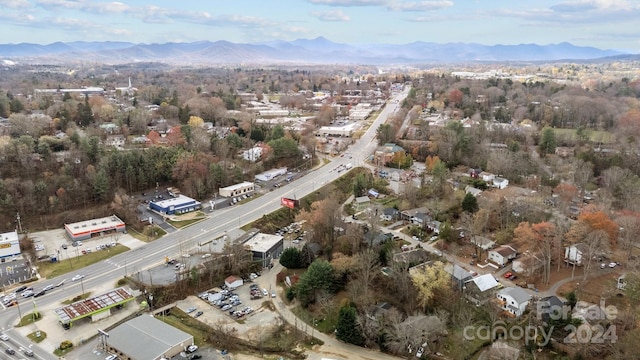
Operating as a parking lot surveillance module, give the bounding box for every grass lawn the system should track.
[17,312,43,327]
[36,244,129,279]
[553,128,616,143]
[129,225,167,242]
[27,330,46,343]
[168,217,205,228]
[157,309,211,346]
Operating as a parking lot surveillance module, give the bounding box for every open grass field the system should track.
[553,128,616,144]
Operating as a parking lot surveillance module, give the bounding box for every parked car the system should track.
[188,354,202,360]
[609,262,617,268]
[504,272,513,279]
[105,354,118,360]
[262,288,268,296]
[194,311,203,318]
[186,306,197,313]
[271,291,276,298]
[186,345,198,353]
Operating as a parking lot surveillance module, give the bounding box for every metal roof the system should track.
[108,314,193,360]
[54,287,134,324]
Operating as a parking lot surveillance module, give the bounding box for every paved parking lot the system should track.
[175,279,281,341]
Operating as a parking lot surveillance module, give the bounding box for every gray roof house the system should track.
[107,314,194,360]
[496,287,532,317]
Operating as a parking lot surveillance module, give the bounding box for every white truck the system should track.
[345,163,353,169]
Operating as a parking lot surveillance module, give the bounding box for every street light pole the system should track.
[79,276,85,295]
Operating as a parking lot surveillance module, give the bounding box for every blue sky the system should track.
[0,0,638,52]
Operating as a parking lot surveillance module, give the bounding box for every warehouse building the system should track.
[243,233,283,268]
[149,195,201,215]
[105,314,194,360]
[255,167,287,182]
[219,181,255,198]
[0,231,20,260]
[64,215,126,242]
[316,122,359,137]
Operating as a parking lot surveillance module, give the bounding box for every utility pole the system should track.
[15,213,23,233]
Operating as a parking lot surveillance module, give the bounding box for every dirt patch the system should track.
[556,269,626,308]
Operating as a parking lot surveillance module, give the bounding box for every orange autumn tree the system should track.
[577,210,619,248]
[513,221,557,284]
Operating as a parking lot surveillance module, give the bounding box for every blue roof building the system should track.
[149,195,201,215]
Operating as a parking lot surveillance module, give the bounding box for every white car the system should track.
[105,354,118,360]
[43,284,55,291]
[0,334,8,341]
[186,345,198,353]
[271,291,276,298]
[71,274,85,281]
[608,262,617,268]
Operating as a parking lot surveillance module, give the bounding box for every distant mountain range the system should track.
[0,37,628,65]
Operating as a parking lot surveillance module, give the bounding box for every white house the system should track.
[105,134,126,148]
[488,245,518,266]
[496,287,532,317]
[493,177,509,189]
[471,236,496,250]
[512,254,543,276]
[224,275,243,289]
[565,244,586,266]
[243,146,263,162]
[479,172,495,182]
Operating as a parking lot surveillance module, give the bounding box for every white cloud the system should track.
[0,0,30,9]
[308,0,387,6]
[310,10,350,21]
[36,0,131,14]
[387,1,453,12]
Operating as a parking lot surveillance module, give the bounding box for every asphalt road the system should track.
[0,87,410,360]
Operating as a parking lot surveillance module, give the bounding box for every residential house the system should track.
[488,245,518,266]
[496,287,532,317]
[393,248,429,265]
[479,172,495,182]
[446,264,473,291]
[354,196,370,212]
[555,147,574,158]
[364,232,393,247]
[537,295,566,322]
[471,236,496,250]
[373,143,405,165]
[565,244,587,266]
[493,177,509,189]
[400,207,430,223]
[512,254,543,276]
[426,220,441,234]
[366,302,393,321]
[104,134,126,148]
[380,207,399,221]
[465,185,483,197]
[243,145,264,162]
[464,274,501,306]
[413,213,432,228]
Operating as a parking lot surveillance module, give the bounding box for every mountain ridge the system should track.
[0,38,628,65]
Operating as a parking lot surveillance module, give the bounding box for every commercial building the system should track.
[64,215,126,242]
[316,122,359,137]
[106,314,194,360]
[149,195,201,215]
[255,167,287,182]
[219,182,255,198]
[242,233,283,267]
[0,231,20,260]
[53,287,135,328]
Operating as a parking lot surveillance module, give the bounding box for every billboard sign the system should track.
[281,197,298,209]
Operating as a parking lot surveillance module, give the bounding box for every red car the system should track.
[504,272,513,279]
